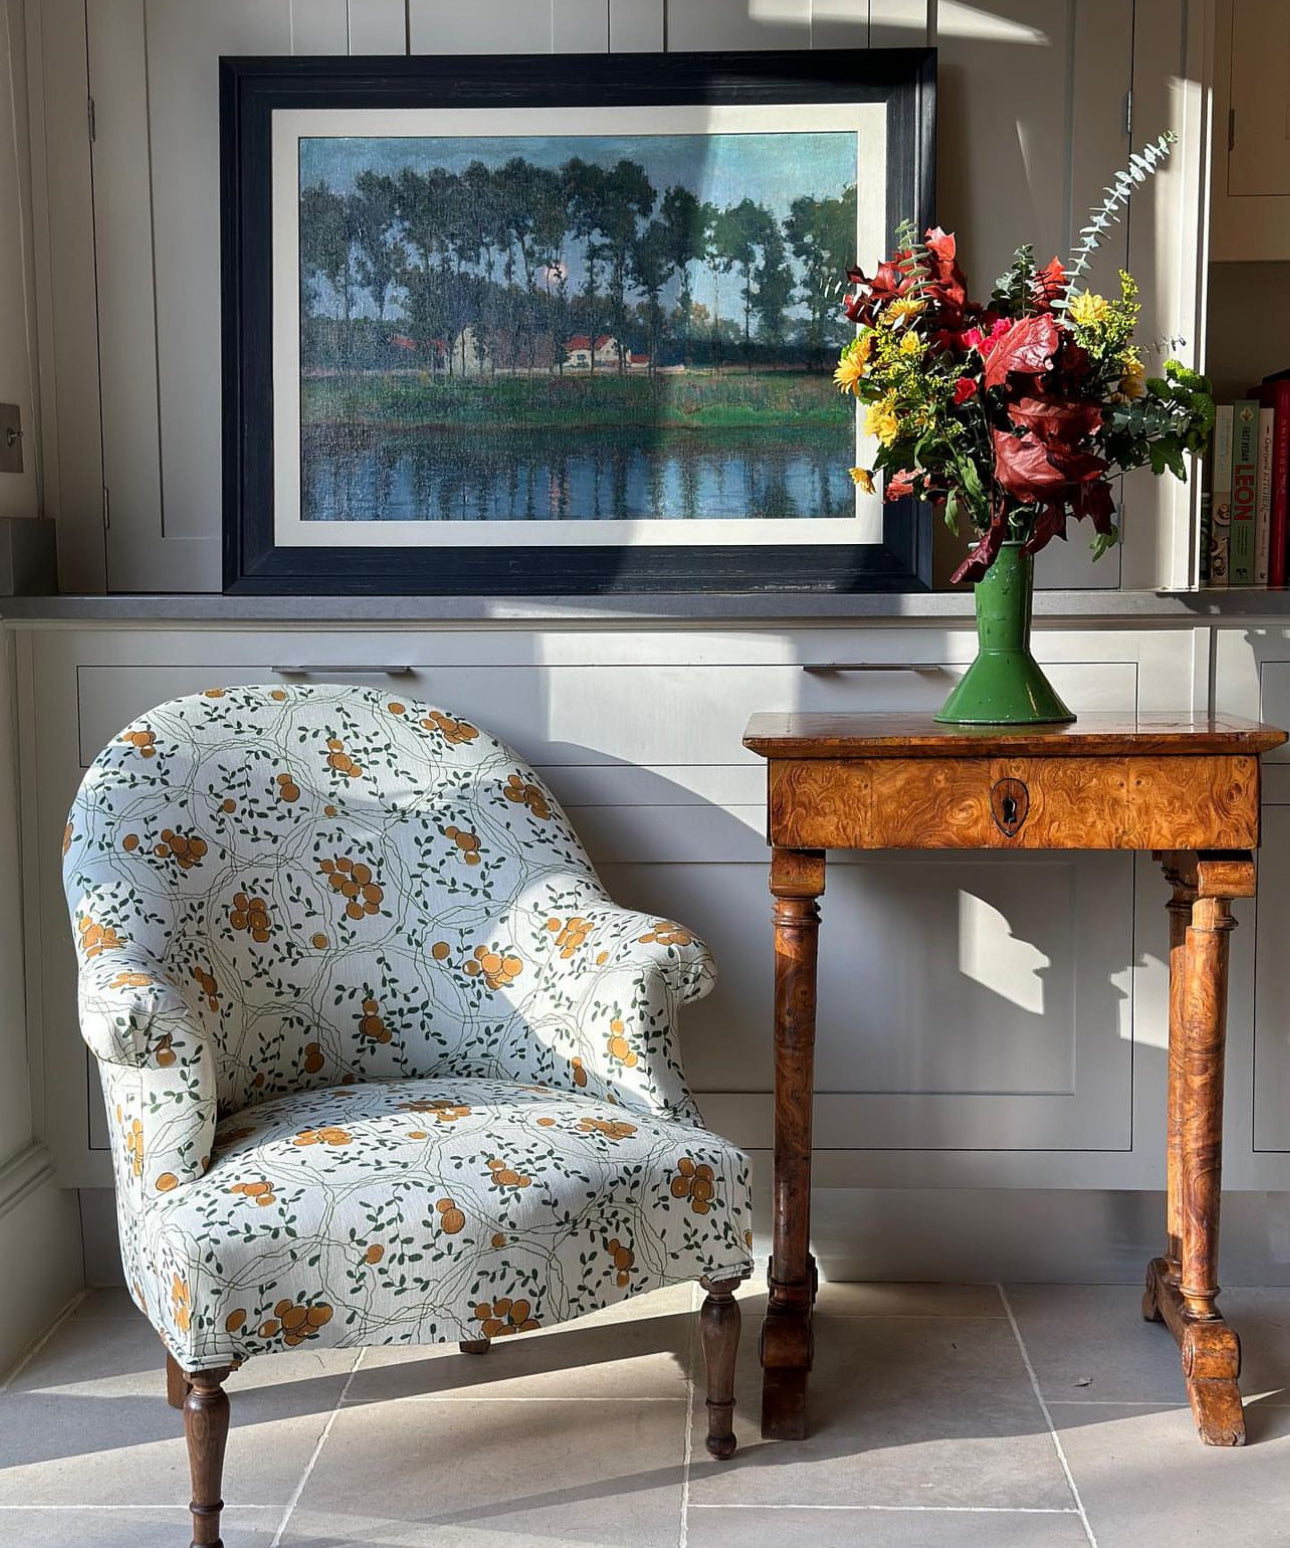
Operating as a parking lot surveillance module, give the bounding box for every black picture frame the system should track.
[221,48,937,596]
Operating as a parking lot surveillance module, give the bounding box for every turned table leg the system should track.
[1144,850,1253,1447]
[761,847,824,1441]
[1144,859,1197,1325]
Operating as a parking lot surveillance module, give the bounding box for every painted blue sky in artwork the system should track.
[299,131,856,227]
[299,130,858,323]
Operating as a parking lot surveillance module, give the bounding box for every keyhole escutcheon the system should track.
[991,777,1030,838]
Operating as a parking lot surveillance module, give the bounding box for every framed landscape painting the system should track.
[221,49,935,594]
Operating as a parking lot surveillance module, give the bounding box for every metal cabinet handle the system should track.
[271,665,414,676]
[801,662,944,675]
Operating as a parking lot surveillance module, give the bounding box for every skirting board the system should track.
[78,1184,1290,1289]
[0,1145,82,1375]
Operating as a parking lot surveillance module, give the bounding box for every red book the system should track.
[1257,375,1290,587]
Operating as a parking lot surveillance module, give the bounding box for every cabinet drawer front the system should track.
[768,755,1262,851]
[74,655,1138,775]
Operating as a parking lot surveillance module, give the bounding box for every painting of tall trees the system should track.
[297,131,860,524]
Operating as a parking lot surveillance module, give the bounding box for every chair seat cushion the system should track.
[130,1078,754,1370]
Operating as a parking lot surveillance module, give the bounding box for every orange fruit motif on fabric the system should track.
[155,829,208,870]
[229,892,271,943]
[323,736,363,779]
[639,920,695,946]
[443,825,483,865]
[670,1157,716,1214]
[486,1157,532,1189]
[436,1198,466,1234]
[605,1018,637,1068]
[472,1296,539,1339]
[462,944,523,990]
[502,772,551,820]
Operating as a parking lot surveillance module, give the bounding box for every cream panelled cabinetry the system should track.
[25,0,1206,592]
[1213,627,1290,1186]
[1210,0,1290,262]
[19,622,1201,1197]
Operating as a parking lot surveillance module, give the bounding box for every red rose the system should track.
[952,377,978,405]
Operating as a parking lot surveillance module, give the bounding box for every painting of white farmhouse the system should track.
[297,131,860,523]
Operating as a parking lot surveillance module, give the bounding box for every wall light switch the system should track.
[0,404,22,474]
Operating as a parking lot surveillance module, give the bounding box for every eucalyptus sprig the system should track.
[1060,130,1177,306]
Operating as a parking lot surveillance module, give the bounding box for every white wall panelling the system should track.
[23,0,104,590]
[24,621,1198,1191]
[1206,627,1290,1189]
[24,0,1211,591]
[0,0,40,523]
[1210,0,1290,261]
[1120,0,1211,591]
[608,0,663,51]
[347,0,409,54]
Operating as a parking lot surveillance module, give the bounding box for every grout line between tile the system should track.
[269,1346,366,1548]
[686,1504,1082,1514]
[340,1394,687,1403]
[998,1284,1099,1548]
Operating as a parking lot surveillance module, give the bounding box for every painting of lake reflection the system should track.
[298,127,859,523]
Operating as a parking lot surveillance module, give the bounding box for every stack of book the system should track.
[1204,369,1290,586]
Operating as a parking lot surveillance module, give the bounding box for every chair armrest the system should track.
[573,905,717,1007]
[76,950,215,1205]
[523,900,717,1122]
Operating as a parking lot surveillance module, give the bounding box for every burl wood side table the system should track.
[743,711,1287,1449]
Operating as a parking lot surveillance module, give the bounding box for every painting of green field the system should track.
[298,130,859,522]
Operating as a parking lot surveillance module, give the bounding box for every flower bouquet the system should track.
[835,131,1214,725]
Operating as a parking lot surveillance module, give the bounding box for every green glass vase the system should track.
[934,540,1075,725]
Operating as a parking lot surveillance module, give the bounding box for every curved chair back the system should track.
[63,683,609,1118]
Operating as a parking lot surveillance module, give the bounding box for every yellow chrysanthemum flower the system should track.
[899,331,923,356]
[863,402,900,446]
[848,467,875,494]
[833,357,865,395]
[888,297,925,321]
[1119,359,1146,399]
[1069,292,1109,326]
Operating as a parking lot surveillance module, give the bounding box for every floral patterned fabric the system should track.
[63,684,753,1369]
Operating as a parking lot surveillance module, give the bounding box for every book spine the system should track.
[1210,404,1234,587]
[1230,400,1260,585]
[1199,492,1213,585]
[1256,406,1275,584]
[1267,382,1290,587]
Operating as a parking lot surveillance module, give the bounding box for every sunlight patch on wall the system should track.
[957,887,1049,1015]
[936,4,1049,45]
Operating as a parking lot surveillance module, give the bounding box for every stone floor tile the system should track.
[0,1507,276,1546]
[349,1304,693,1404]
[1004,1283,1194,1404]
[814,1282,1006,1319]
[1050,1400,1290,1546]
[0,1311,351,1510]
[1006,1283,1290,1407]
[686,1314,1071,1511]
[280,1398,687,1546]
[686,1505,1090,1547]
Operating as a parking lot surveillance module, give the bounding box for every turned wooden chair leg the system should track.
[184,1365,233,1548]
[700,1276,744,1460]
[166,1350,192,1409]
[458,1338,490,1354]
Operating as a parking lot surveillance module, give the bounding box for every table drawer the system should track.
[767,754,1263,851]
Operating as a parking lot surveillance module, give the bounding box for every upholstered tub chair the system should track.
[63,683,753,1547]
